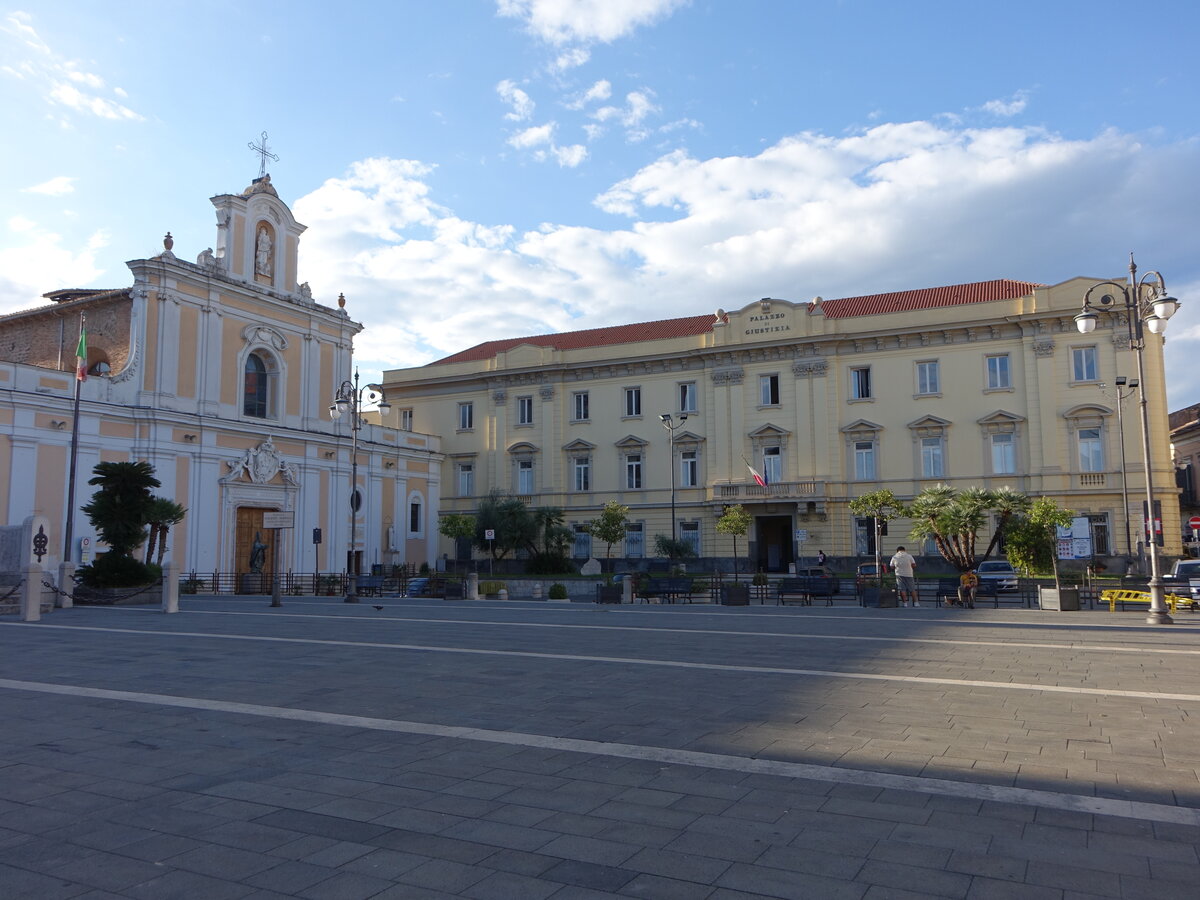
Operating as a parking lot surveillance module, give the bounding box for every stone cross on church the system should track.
[247,131,279,178]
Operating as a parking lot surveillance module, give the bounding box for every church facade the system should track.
[382,278,1179,571]
[0,175,442,579]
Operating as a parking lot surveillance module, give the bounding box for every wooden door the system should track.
[235,507,276,575]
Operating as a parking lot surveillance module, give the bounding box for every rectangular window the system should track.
[399,408,413,431]
[680,521,700,556]
[409,500,421,534]
[457,463,474,497]
[986,354,1011,389]
[759,374,780,406]
[572,524,591,559]
[624,387,641,417]
[851,367,872,400]
[625,522,644,558]
[625,453,642,489]
[991,433,1015,474]
[572,391,590,421]
[921,437,944,478]
[680,449,698,487]
[1079,427,1104,472]
[457,402,473,430]
[573,456,591,491]
[679,381,697,413]
[1088,514,1111,556]
[517,459,534,495]
[763,446,782,484]
[517,395,533,426]
[916,361,939,395]
[1072,346,1098,382]
[854,440,876,480]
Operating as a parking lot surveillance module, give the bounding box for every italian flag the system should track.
[75,327,87,382]
[746,460,767,487]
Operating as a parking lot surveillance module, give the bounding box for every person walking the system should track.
[890,546,918,607]
[957,568,979,609]
[817,549,827,566]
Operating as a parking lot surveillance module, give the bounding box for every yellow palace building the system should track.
[382,278,1178,572]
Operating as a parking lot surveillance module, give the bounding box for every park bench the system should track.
[640,577,693,603]
[356,575,384,596]
[777,575,837,606]
[1100,589,1189,613]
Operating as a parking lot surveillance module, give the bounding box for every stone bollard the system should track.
[531,582,543,600]
[21,563,41,622]
[622,574,633,604]
[467,572,479,601]
[498,588,508,601]
[163,561,180,614]
[57,561,75,609]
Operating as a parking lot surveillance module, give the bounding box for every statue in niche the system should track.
[249,531,267,573]
[255,225,274,277]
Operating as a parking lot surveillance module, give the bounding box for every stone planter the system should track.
[1038,586,1080,611]
[595,585,623,604]
[861,587,898,608]
[720,584,750,606]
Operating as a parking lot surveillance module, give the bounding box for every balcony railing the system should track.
[710,480,824,502]
[1077,472,1107,489]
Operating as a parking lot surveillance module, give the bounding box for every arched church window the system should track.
[243,351,278,418]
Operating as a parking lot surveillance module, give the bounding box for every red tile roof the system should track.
[433,314,719,365]
[817,279,1042,318]
[431,279,1043,365]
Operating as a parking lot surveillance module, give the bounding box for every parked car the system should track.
[1161,559,1200,604]
[855,562,888,587]
[795,565,839,593]
[402,577,431,597]
[975,560,1018,592]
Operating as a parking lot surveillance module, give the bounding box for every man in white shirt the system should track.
[890,546,918,607]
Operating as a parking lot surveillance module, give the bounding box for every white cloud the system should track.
[2,11,143,122]
[0,221,107,314]
[567,79,611,109]
[290,122,1200,409]
[496,78,534,121]
[496,0,688,45]
[550,47,589,72]
[509,122,555,148]
[587,89,660,141]
[22,175,75,196]
[981,90,1030,117]
[552,144,587,167]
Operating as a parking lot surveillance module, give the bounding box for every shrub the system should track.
[548,583,568,600]
[752,570,768,587]
[480,581,506,595]
[419,562,430,575]
[78,553,160,589]
[526,552,574,575]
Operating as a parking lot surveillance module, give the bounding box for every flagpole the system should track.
[63,314,86,564]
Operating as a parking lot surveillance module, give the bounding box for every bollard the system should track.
[498,588,508,601]
[467,572,479,601]
[57,562,75,609]
[163,561,179,613]
[531,582,543,600]
[622,574,632,604]
[21,563,41,622]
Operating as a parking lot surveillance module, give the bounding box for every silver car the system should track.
[975,560,1018,592]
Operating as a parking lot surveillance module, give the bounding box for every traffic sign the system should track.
[485,529,496,540]
[1189,515,1200,531]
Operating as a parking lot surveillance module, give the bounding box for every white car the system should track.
[975,560,1018,592]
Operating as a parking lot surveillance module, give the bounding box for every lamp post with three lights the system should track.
[330,369,390,603]
[1097,376,1138,560]
[659,413,688,548]
[1074,254,1181,624]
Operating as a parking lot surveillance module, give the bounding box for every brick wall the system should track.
[0,295,132,375]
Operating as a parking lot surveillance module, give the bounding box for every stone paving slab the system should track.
[0,598,1197,898]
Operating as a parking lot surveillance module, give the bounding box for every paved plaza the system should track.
[1,597,1198,899]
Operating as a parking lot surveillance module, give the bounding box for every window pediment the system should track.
[507,441,539,455]
[978,409,1025,435]
[562,438,596,452]
[841,419,883,440]
[614,435,648,449]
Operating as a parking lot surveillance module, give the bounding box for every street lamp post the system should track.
[1075,254,1181,625]
[330,369,390,603]
[1098,376,1138,560]
[659,413,688,548]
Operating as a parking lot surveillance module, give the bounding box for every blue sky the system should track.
[3,0,1200,405]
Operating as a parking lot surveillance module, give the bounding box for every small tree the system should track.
[79,460,161,587]
[586,501,629,566]
[1004,498,1075,588]
[439,513,476,563]
[654,534,695,565]
[908,485,1030,572]
[715,504,752,582]
[474,491,535,560]
[848,489,906,588]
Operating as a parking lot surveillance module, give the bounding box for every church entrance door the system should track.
[236,507,277,592]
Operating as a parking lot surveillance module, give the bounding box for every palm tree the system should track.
[144,497,187,565]
[82,461,160,557]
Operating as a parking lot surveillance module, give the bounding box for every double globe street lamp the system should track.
[330,369,390,603]
[1074,254,1180,624]
[659,413,688,547]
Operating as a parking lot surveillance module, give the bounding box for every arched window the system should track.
[243,351,277,418]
